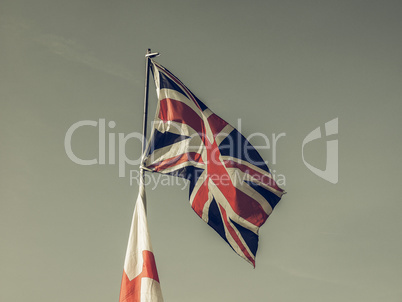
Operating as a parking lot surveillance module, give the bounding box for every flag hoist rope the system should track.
[140,49,160,213]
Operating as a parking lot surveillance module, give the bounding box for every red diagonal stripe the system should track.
[149,152,204,172]
[223,160,284,193]
[156,64,203,111]
[218,204,255,267]
[159,98,205,137]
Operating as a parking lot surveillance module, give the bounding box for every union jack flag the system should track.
[143,61,285,266]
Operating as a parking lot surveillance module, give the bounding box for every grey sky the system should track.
[1,1,402,301]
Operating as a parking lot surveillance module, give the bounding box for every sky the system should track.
[1,0,402,301]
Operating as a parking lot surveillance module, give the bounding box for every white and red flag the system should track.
[119,183,163,302]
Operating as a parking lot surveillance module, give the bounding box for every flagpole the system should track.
[140,48,160,213]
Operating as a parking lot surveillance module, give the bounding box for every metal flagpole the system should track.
[140,48,160,213]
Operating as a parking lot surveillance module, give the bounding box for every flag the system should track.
[143,61,285,266]
[119,183,163,302]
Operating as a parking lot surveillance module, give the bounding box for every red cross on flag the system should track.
[119,183,163,302]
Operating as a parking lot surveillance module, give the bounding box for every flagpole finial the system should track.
[145,49,160,58]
